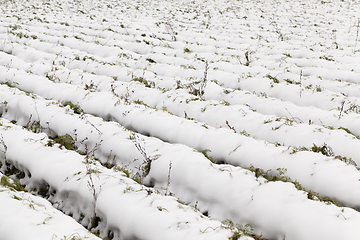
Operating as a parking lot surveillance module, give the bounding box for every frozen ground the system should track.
[0,0,360,239]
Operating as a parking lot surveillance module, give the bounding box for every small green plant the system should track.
[146,58,156,63]
[266,74,280,84]
[37,182,50,198]
[183,47,192,53]
[84,81,97,91]
[284,78,300,85]
[344,103,360,114]
[283,53,292,58]
[89,215,101,236]
[1,162,26,192]
[222,220,255,240]
[305,84,313,90]
[311,143,333,157]
[315,85,323,92]
[223,89,231,94]
[334,155,357,167]
[24,117,42,133]
[289,146,310,154]
[239,130,250,137]
[157,206,169,212]
[200,149,214,162]
[114,166,132,178]
[132,77,155,88]
[248,166,291,182]
[272,113,303,130]
[220,100,230,106]
[48,134,77,151]
[180,64,196,70]
[263,119,273,124]
[338,126,360,139]
[0,175,25,192]
[0,175,10,187]
[63,101,84,114]
[319,55,335,61]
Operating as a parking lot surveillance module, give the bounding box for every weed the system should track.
[283,53,292,58]
[101,153,116,169]
[180,64,196,70]
[24,114,42,133]
[284,78,300,85]
[305,84,313,90]
[225,120,236,133]
[37,182,50,198]
[131,132,153,182]
[115,167,131,178]
[239,130,250,137]
[165,20,177,41]
[311,143,334,157]
[183,47,192,53]
[319,55,335,61]
[299,69,303,97]
[79,113,102,135]
[89,215,101,236]
[132,77,155,88]
[0,175,10,187]
[63,101,84,114]
[223,89,231,94]
[334,155,357,167]
[238,51,252,66]
[288,146,310,154]
[315,85,323,92]
[49,134,77,151]
[84,81,97,91]
[0,134,7,162]
[344,103,360,114]
[222,220,256,240]
[134,100,150,108]
[266,74,280,84]
[264,119,273,124]
[355,18,360,51]
[338,126,360,140]
[1,162,26,192]
[200,61,209,98]
[0,175,24,192]
[248,165,291,182]
[272,110,303,130]
[292,180,305,191]
[200,149,214,162]
[188,61,208,98]
[83,144,102,207]
[270,15,285,41]
[157,206,169,212]
[103,230,115,240]
[146,58,156,63]
[165,161,172,196]
[4,81,18,88]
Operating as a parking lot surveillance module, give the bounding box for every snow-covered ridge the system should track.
[0,174,101,240]
[1,0,360,239]
[0,119,237,240]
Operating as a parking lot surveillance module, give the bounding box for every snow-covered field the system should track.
[1,0,360,239]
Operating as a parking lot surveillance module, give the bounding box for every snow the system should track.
[1,0,360,239]
[0,174,101,240]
